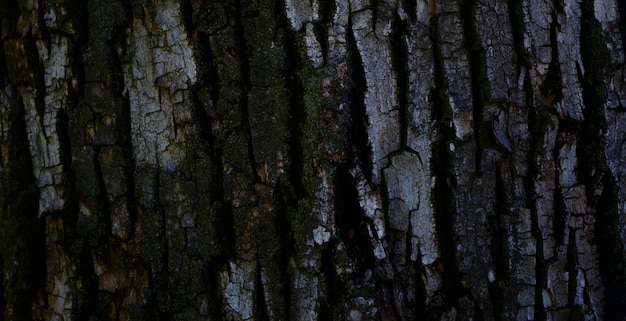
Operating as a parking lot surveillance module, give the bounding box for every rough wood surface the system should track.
[1,0,626,320]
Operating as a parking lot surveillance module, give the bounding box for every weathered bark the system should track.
[1,0,625,320]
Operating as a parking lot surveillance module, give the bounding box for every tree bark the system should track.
[1,0,625,320]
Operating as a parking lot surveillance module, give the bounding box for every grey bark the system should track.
[1,0,626,320]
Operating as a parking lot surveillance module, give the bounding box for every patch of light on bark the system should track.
[220,261,255,321]
[123,0,197,170]
[593,0,618,23]
[21,35,68,215]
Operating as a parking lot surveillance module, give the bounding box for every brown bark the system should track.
[1,0,626,320]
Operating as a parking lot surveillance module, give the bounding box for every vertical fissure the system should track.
[320,241,341,320]
[319,0,336,22]
[371,0,378,33]
[11,93,39,198]
[488,164,508,321]
[346,19,373,181]
[178,0,195,40]
[190,33,237,260]
[0,24,8,88]
[114,52,138,242]
[254,262,270,321]
[93,146,113,237]
[73,238,99,321]
[506,0,529,68]
[390,14,409,148]
[577,1,626,319]
[56,107,79,229]
[399,212,423,320]
[68,1,88,98]
[577,0,609,194]
[0,255,4,321]
[473,298,487,321]
[105,1,136,242]
[524,69,547,321]
[553,137,566,250]
[7,86,46,320]
[314,0,334,61]
[201,36,221,113]
[334,165,375,274]
[274,184,293,321]
[234,0,259,183]
[431,19,464,309]
[405,212,414,267]
[529,168,546,321]
[154,170,172,319]
[432,162,466,311]
[413,261,429,319]
[313,23,329,65]
[401,0,418,22]
[595,173,626,321]
[275,0,307,198]
[204,263,226,321]
[71,0,92,45]
[218,203,237,262]
[36,1,52,49]
[460,0,487,177]
[618,0,626,50]
[143,264,159,321]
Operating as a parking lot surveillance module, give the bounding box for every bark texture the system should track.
[1,0,625,320]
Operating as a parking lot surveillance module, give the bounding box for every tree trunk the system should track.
[1,0,625,320]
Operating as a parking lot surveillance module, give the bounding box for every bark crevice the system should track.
[254,262,270,321]
[73,238,99,320]
[233,0,260,183]
[595,173,626,321]
[205,263,227,321]
[619,0,626,49]
[577,1,625,318]
[0,254,4,321]
[346,19,373,182]
[460,0,486,177]
[191,37,237,261]
[334,164,375,273]
[275,3,307,198]
[525,68,547,321]
[0,21,7,88]
[506,0,528,68]
[431,27,464,311]
[275,184,293,321]
[0,84,46,320]
[320,241,342,319]
[93,146,113,236]
[488,164,508,321]
[552,138,566,250]
[154,170,171,319]
[55,107,78,223]
[390,14,409,149]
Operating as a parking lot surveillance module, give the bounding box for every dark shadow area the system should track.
[334,165,375,276]
[346,20,373,182]
[595,174,626,321]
